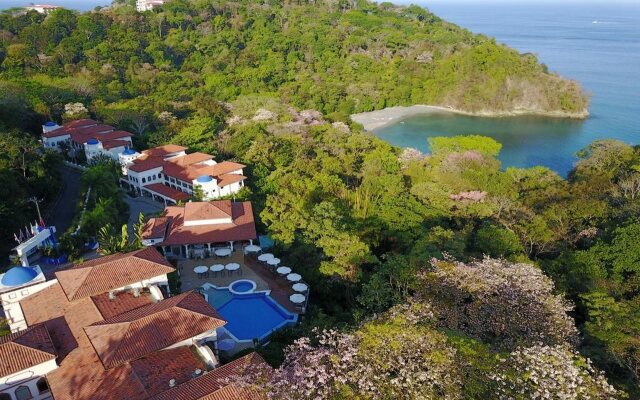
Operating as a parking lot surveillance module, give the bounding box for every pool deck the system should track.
[178,252,304,314]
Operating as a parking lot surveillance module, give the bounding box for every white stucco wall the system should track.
[1,280,58,332]
[0,359,57,400]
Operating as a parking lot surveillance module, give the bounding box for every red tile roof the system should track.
[131,346,206,397]
[167,152,214,167]
[150,353,269,400]
[217,174,246,188]
[84,291,226,369]
[144,183,190,202]
[55,247,174,301]
[160,201,257,246]
[129,156,165,172]
[91,289,156,319]
[143,144,188,158]
[184,201,232,222]
[20,284,227,400]
[19,282,148,400]
[102,139,130,150]
[0,324,57,376]
[142,216,171,239]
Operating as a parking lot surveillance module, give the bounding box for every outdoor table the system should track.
[286,273,302,282]
[292,283,309,293]
[289,293,306,304]
[215,248,232,257]
[225,263,240,276]
[276,266,292,275]
[193,265,208,278]
[267,257,281,267]
[245,244,262,253]
[218,338,236,351]
[210,264,225,277]
[258,253,274,262]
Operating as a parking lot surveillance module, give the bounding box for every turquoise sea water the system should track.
[375,1,640,175]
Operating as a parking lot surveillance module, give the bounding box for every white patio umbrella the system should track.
[225,262,240,271]
[289,293,306,304]
[258,253,274,262]
[245,244,261,253]
[267,257,281,266]
[292,283,309,292]
[193,265,208,274]
[210,264,225,272]
[286,273,302,282]
[215,248,232,257]
[276,266,292,275]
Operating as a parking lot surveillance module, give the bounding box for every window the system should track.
[142,178,146,183]
[37,378,49,394]
[0,393,11,400]
[14,386,33,400]
[21,289,29,296]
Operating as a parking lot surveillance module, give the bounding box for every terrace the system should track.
[178,251,307,314]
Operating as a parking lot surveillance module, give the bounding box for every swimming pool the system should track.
[201,283,298,343]
[216,293,297,342]
[229,279,256,294]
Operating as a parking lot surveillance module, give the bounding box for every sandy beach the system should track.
[351,105,589,131]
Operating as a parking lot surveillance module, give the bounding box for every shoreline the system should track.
[350,105,589,131]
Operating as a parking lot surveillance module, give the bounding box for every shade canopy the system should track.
[257,253,274,262]
[289,293,306,304]
[286,273,302,282]
[210,264,225,272]
[292,283,308,292]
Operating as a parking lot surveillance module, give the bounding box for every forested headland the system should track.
[1,1,638,398]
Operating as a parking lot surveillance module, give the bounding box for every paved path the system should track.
[124,195,164,235]
[47,166,82,235]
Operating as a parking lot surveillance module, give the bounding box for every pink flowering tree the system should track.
[417,257,578,350]
[266,302,467,399]
[491,344,622,399]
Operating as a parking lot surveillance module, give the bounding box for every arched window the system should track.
[14,385,33,400]
[37,378,49,393]
[142,177,146,183]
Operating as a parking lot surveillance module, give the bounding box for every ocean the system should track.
[374,1,640,175]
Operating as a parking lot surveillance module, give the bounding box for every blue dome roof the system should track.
[87,138,99,145]
[122,148,136,155]
[44,121,57,127]
[1,266,38,287]
[197,175,213,183]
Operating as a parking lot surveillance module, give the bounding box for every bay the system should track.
[374,1,640,175]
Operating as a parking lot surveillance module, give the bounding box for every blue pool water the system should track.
[231,281,253,293]
[214,293,296,341]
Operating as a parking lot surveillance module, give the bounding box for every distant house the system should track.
[0,247,269,400]
[136,0,166,12]
[143,200,257,258]
[121,145,247,204]
[41,119,134,163]
[23,4,60,14]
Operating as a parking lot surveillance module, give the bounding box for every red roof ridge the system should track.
[0,324,57,377]
[55,247,174,301]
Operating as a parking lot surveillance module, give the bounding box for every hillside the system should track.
[0,0,588,121]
